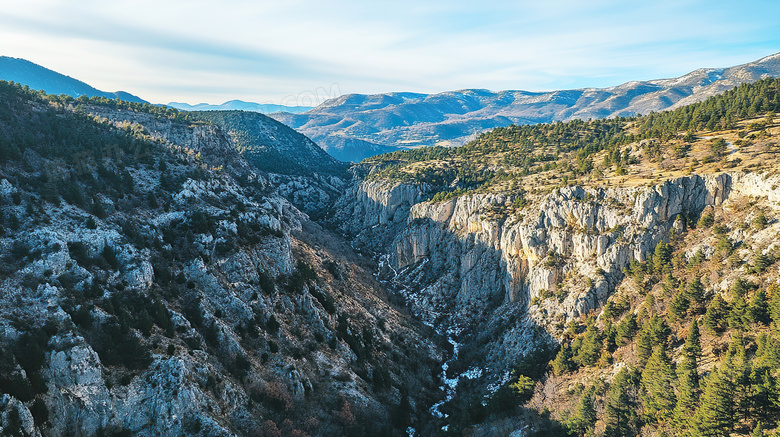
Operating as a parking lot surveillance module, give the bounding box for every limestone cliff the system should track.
[333,172,776,373]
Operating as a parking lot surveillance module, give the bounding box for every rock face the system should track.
[334,173,751,368]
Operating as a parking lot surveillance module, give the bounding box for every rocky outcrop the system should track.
[332,179,428,250]
[335,173,745,370]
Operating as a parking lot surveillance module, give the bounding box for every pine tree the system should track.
[684,320,703,359]
[653,240,673,274]
[693,366,735,437]
[669,291,689,321]
[749,366,779,423]
[685,278,706,315]
[752,332,780,370]
[635,328,653,367]
[768,285,780,335]
[724,332,751,422]
[617,312,639,345]
[727,295,749,331]
[641,346,676,422]
[603,320,618,352]
[704,295,729,334]
[575,318,602,367]
[676,321,703,428]
[568,386,597,436]
[749,289,770,325]
[604,368,638,437]
[552,344,575,376]
[675,354,700,427]
[648,314,671,343]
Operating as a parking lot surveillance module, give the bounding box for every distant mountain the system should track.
[271,52,780,161]
[168,100,312,114]
[0,56,147,103]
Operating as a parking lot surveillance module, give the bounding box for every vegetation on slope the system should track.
[374,78,780,436]
[0,81,439,436]
[363,78,780,200]
[509,200,780,437]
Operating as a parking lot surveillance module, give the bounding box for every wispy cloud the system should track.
[2,0,779,104]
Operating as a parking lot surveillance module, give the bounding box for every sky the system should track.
[2,0,779,106]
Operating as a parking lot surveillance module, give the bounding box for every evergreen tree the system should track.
[724,332,752,422]
[748,289,770,325]
[652,240,673,274]
[604,368,638,437]
[635,328,653,367]
[768,285,780,335]
[676,321,703,428]
[567,386,597,436]
[641,345,676,422]
[749,333,780,421]
[675,354,700,427]
[704,295,729,334]
[575,318,602,367]
[752,332,780,370]
[684,320,703,358]
[603,320,618,352]
[647,314,671,344]
[552,344,575,376]
[617,312,639,345]
[669,291,689,321]
[749,366,779,424]
[727,295,749,331]
[685,277,706,315]
[693,366,735,437]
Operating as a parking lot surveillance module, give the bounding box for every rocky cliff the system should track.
[332,171,776,371]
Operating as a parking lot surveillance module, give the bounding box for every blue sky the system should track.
[2,0,779,106]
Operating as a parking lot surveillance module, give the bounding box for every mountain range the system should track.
[168,100,313,114]
[270,52,780,161]
[4,54,780,165]
[0,56,147,103]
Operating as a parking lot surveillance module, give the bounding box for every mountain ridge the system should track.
[168,100,313,114]
[270,52,780,162]
[0,56,147,103]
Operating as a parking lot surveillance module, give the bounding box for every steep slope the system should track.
[329,78,780,434]
[0,82,444,437]
[272,53,780,160]
[44,95,350,216]
[0,56,146,103]
[183,110,350,216]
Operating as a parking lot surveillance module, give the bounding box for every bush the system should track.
[68,241,91,266]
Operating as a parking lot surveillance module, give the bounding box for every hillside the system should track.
[330,77,780,435]
[271,53,780,162]
[0,56,146,103]
[0,81,443,437]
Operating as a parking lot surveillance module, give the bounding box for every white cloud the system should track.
[1,0,778,104]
